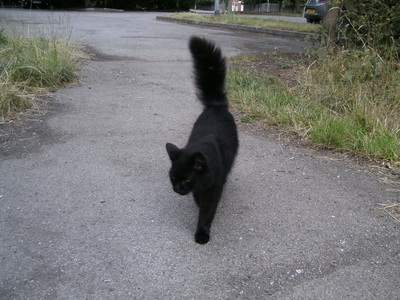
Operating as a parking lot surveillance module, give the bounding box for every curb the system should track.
[156,16,319,40]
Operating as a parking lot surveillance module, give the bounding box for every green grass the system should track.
[227,50,400,162]
[170,12,320,33]
[0,30,87,120]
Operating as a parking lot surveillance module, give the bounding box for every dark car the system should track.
[304,0,328,23]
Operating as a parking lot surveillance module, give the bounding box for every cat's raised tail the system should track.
[189,36,227,107]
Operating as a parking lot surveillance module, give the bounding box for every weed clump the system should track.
[0,29,86,120]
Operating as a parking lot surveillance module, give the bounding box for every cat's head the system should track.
[166,143,207,195]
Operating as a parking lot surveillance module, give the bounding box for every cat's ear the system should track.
[166,143,181,161]
[193,153,207,172]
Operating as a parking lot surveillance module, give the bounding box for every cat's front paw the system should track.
[195,232,210,244]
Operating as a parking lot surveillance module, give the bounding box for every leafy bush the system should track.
[341,0,400,56]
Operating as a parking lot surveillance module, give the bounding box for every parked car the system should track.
[304,0,328,23]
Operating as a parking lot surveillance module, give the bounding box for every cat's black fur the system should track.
[166,36,239,244]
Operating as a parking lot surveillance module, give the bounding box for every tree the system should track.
[50,0,85,8]
[103,0,194,9]
[282,0,306,13]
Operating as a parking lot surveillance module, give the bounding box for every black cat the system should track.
[166,36,239,244]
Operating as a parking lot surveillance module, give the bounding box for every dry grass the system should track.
[379,203,400,223]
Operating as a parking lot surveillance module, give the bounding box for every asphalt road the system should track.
[1,9,399,299]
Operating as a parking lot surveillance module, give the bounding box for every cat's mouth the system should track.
[173,186,191,196]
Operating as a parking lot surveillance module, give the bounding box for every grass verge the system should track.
[227,50,400,163]
[0,29,87,121]
[170,12,319,33]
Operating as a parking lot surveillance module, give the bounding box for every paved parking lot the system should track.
[0,9,399,299]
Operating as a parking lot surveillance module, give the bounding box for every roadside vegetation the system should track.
[228,50,399,163]
[170,13,319,33]
[0,29,87,121]
[226,0,399,163]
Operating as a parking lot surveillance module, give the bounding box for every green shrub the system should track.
[341,0,400,56]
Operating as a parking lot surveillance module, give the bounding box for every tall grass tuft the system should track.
[0,29,86,120]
